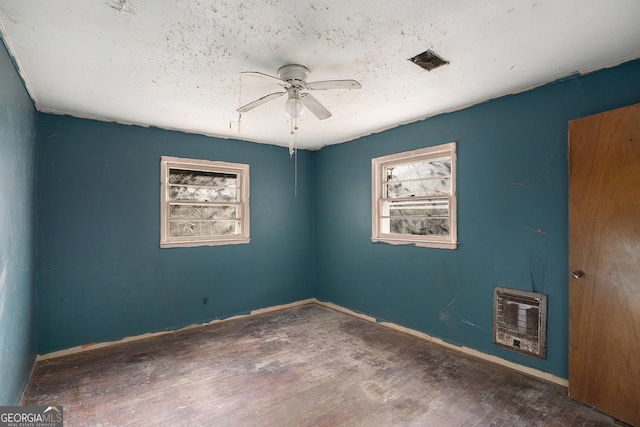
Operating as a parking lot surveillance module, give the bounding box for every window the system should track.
[371,142,457,249]
[160,156,250,248]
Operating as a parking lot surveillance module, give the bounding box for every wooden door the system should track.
[568,103,640,426]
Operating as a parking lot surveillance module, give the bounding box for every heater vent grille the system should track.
[493,287,547,359]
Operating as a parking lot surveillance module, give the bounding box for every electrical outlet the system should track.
[202,297,208,306]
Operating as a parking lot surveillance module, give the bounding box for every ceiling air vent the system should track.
[493,287,547,359]
[409,49,449,71]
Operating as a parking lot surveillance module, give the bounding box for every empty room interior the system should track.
[1,0,640,425]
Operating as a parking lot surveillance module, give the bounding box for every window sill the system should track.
[371,236,457,250]
[161,238,250,249]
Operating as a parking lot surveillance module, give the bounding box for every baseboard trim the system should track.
[36,297,568,388]
[18,355,38,405]
[313,299,568,387]
[37,299,316,361]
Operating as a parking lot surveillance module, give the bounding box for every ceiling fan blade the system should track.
[301,93,332,120]
[237,92,286,112]
[305,79,362,90]
[241,71,289,86]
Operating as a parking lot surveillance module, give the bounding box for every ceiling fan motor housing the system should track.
[277,64,309,87]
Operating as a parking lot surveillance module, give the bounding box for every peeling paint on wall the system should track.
[461,317,486,332]
[520,226,549,236]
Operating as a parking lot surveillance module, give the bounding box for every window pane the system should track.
[385,160,450,181]
[169,220,240,237]
[382,199,450,236]
[170,205,238,220]
[384,217,450,236]
[169,186,237,202]
[169,169,237,187]
[386,178,450,198]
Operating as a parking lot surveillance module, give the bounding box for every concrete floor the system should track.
[24,303,629,426]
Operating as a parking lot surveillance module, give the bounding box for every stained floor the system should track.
[24,304,629,426]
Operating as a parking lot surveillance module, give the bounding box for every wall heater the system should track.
[493,287,547,359]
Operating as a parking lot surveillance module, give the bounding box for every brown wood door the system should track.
[568,103,640,426]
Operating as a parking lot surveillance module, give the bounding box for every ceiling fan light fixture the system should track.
[285,89,304,118]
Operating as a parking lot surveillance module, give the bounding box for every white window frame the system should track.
[160,156,250,248]
[371,142,457,249]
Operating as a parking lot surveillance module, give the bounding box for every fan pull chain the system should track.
[289,117,298,196]
[237,73,243,133]
[289,117,296,158]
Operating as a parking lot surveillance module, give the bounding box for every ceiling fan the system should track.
[237,64,362,120]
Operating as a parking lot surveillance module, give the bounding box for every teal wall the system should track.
[36,116,315,353]
[314,59,640,378]
[0,40,37,404]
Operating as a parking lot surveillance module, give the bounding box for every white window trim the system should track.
[160,156,250,248]
[371,142,457,249]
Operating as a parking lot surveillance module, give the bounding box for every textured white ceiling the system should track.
[1,0,639,150]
